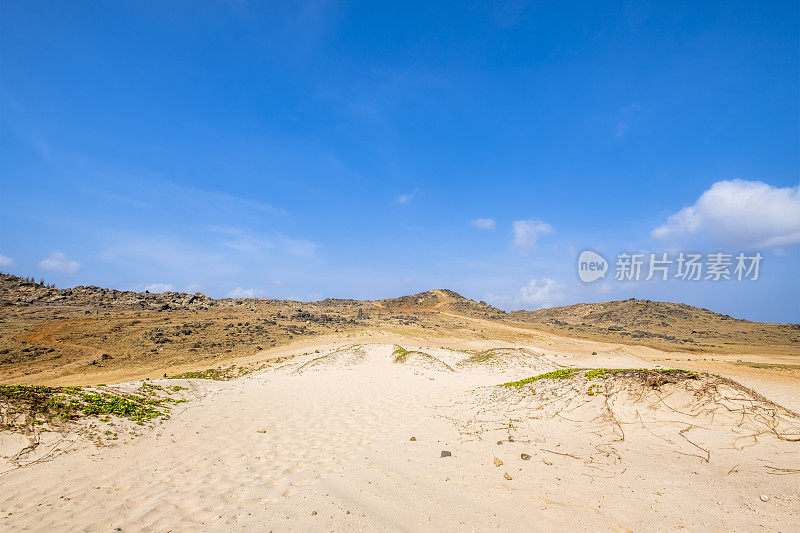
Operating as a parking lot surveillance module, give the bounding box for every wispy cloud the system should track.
[38,251,80,274]
[100,234,234,274]
[396,189,419,204]
[212,226,318,258]
[0,254,15,267]
[652,179,800,248]
[91,178,284,219]
[613,103,643,139]
[469,218,496,230]
[512,219,554,250]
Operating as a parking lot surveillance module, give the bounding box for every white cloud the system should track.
[396,190,418,204]
[0,254,14,267]
[226,287,261,298]
[469,218,496,230]
[223,236,269,253]
[512,219,554,250]
[519,277,566,308]
[144,283,175,293]
[38,251,80,274]
[652,180,800,248]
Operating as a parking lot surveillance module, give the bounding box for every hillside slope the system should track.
[2,271,797,385]
[376,289,506,318]
[509,299,800,351]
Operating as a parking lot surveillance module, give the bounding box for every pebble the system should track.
[441,451,451,458]
[521,453,531,460]
[760,494,769,502]
[410,437,416,441]
[493,457,503,467]
[504,472,512,480]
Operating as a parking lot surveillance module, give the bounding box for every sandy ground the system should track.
[1,338,799,531]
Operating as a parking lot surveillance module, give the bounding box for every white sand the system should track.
[1,341,798,531]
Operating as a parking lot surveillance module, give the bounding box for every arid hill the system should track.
[376,289,505,318]
[1,272,797,385]
[509,299,800,352]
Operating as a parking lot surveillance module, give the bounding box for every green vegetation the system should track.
[585,367,696,381]
[0,383,180,431]
[168,358,288,381]
[0,385,75,427]
[74,392,165,422]
[393,345,412,362]
[457,348,500,365]
[502,368,697,389]
[168,367,239,380]
[455,347,534,367]
[334,344,362,352]
[585,368,626,380]
[392,345,438,363]
[501,368,579,388]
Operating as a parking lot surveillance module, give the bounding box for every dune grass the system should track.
[393,345,413,362]
[502,368,697,388]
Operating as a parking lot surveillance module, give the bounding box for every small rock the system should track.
[493,457,503,467]
[507,436,514,442]
[441,451,451,458]
[311,511,317,516]
[760,494,769,502]
[503,472,512,480]
[496,440,503,445]
[521,453,531,460]
[257,429,266,434]
[410,437,416,441]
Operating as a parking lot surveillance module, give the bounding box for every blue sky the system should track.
[1,1,798,322]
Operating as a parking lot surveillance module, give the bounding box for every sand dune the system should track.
[2,340,799,531]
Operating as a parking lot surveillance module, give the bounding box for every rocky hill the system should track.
[509,299,800,350]
[2,272,797,385]
[377,289,506,319]
[0,273,215,312]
